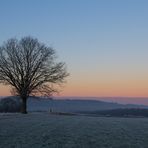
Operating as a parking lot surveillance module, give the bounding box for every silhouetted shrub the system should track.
[0,97,21,112]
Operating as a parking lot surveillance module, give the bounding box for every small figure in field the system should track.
[49,108,52,113]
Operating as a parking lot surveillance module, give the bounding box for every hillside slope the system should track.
[1,96,148,113]
[27,97,148,113]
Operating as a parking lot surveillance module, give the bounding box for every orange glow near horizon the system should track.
[60,73,148,97]
[0,85,11,96]
[60,84,148,98]
[0,74,148,97]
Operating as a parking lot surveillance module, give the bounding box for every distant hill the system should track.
[1,96,148,113]
[27,97,148,113]
[82,108,148,117]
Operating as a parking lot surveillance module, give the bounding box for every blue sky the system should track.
[0,0,148,97]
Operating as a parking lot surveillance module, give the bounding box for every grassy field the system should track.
[0,113,148,148]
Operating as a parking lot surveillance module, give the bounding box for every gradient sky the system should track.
[0,0,148,97]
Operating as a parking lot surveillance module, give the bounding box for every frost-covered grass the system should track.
[0,113,148,148]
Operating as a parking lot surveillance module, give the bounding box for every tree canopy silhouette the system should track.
[0,36,69,113]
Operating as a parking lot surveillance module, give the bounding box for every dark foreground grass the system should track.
[0,112,148,148]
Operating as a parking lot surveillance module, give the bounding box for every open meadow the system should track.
[0,113,148,148]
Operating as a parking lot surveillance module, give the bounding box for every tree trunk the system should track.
[21,97,27,114]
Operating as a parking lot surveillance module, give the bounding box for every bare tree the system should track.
[0,37,69,113]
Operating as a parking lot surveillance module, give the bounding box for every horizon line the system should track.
[1,95,148,98]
